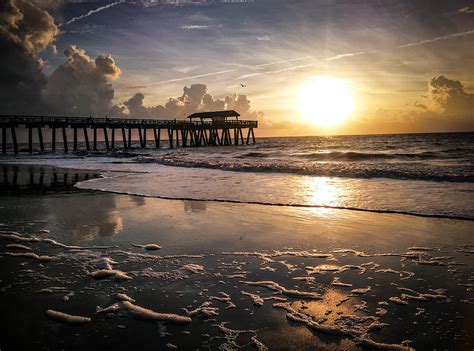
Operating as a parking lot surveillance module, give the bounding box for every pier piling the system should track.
[37,127,44,151]
[83,128,90,151]
[51,127,56,151]
[62,126,68,153]
[2,127,6,154]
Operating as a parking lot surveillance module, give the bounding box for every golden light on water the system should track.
[306,176,341,207]
[296,76,355,128]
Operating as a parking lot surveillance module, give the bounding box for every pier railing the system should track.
[0,115,258,129]
[0,114,258,153]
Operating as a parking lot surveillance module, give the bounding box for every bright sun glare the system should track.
[297,76,355,128]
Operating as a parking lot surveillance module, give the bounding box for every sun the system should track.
[296,76,355,127]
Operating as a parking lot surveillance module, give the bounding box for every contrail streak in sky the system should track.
[149,70,238,85]
[59,0,126,27]
[129,29,474,87]
[147,57,312,85]
[254,57,311,68]
[325,29,474,61]
[237,64,314,80]
[398,29,474,48]
[236,29,474,79]
[325,51,376,61]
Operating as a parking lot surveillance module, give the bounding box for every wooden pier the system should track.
[0,110,257,154]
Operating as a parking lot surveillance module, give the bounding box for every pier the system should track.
[0,110,257,154]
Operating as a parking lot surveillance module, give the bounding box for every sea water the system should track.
[2,132,473,219]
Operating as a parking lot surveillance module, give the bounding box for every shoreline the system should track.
[2,157,473,221]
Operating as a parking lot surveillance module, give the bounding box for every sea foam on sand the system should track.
[46,310,91,324]
[97,301,191,324]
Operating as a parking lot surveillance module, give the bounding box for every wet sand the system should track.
[1,165,474,350]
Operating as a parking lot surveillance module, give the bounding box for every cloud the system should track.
[122,84,262,120]
[0,0,261,120]
[0,0,125,116]
[95,53,121,78]
[351,76,474,134]
[44,45,122,116]
[414,101,428,111]
[123,92,165,118]
[429,75,474,118]
[0,0,59,114]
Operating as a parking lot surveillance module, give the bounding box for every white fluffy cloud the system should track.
[122,84,262,120]
[44,45,121,116]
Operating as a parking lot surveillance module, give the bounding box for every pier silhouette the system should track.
[0,110,257,154]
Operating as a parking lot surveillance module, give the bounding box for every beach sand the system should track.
[1,165,473,350]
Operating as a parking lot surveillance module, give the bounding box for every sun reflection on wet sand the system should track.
[292,289,357,324]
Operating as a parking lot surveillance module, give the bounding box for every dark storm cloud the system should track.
[1,0,262,119]
[429,76,474,118]
[0,0,58,114]
[0,0,125,116]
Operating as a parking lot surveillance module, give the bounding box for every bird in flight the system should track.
[240,83,247,87]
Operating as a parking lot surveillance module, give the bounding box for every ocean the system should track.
[4,132,473,219]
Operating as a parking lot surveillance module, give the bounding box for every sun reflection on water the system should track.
[304,177,343,208]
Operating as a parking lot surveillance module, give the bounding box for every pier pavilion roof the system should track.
[187,110,240,120]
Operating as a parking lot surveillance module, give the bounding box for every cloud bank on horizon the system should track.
[0,0,473,134]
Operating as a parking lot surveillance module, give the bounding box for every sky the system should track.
[1,0,473,136]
